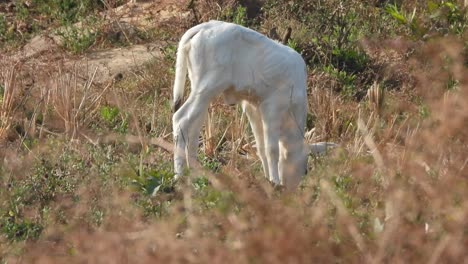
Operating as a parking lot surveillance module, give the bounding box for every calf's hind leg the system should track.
[243,101,269,180]
[172,92,211,178]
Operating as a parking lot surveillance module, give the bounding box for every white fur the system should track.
[172,21,334,189]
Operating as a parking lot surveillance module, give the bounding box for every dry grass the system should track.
[49,66,112,139]
[0,62,21,141]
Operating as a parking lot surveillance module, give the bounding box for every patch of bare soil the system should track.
[6,0,188,86]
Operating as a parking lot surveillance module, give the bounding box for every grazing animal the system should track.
[172,21,334,190]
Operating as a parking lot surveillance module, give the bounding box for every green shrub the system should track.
[386,1,467,38]
[1,216,43,242]
[0,148,83,242]
[100,106,120,124]
[99,106,128,133]
[56,18,99,54]
[33,0,104,24]
[220,5,248,26]
[192,177,237,213]
[331,48,369,74]
[0,15,9,42]
[323,65,357,98]
[130,167,175,196]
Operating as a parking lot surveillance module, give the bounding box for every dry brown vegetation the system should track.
[0,0,467,263]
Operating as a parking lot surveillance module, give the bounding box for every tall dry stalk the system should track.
[367,81,385,114]
[204,107,215,157]
[49,65,108,139]
[0,63,20,141]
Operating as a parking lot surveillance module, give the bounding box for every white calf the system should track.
[172,21,331,190]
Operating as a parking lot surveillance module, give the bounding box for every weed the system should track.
[192,176,210,191]
[100,106,120,124]
[200,154,223,173]
[386,1,467,38]
[192,176,236,214]
[56,17,100,54]
[1,217,43,242]
[130,167,175,196]
[162,44,177,70]
[418,103,430,118]
[228,5,248,26]
[287,38,299,52]
[323,65,357,98]
[33,0,104,25]
[386,3,422,37]
[0,15,13,45]
[100,106,128,133]
[331,48,369,74]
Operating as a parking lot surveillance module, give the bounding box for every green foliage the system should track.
[287,38,300,52]
[427,0,467,35]
[233,6,248,26]
[26,159,79,205]
[192,176,210,191]
[446,75,459,90]
[192,177,236,213]
[32,0,104,24]
[385,3,421,36]
[122,154,175,218]
[200,154,222,173]
[386,1,467,38]
[130,167,175,196]
[56,17,99,54]
[100,105,120,124]
[0,148,83,242]
[221,5,248,26]
[262,0,375,100]
[1,216,43,242]
[162,44,178,74]
[0,15,11,43]
[13,1,31,21]
[99,106,128,133]
[332,174,354,205]
[323,65,357,98]
[331,48,369,74]
[418,103,431,119]
[89,205,104,227]
[134,197,171,218]
[0,84,4,102]
[0,0,108,49]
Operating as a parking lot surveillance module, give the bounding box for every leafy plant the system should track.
[130,168,175,196]
[192,177,236,213]
[200,154,222,173]
[385,3,421,36]
[386,1,467,38]
[0,15,13,45]
[287,38,300,52]
[427,0,467,35]
[33,0,104,24]
[0,148,83,242]
[56,17,100,54]
[221,5,248,26]
[193,176,210,191]
[1,216,43,242]
[323,65,357,98]
[99,106,128,132]
[331,47,369,74]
